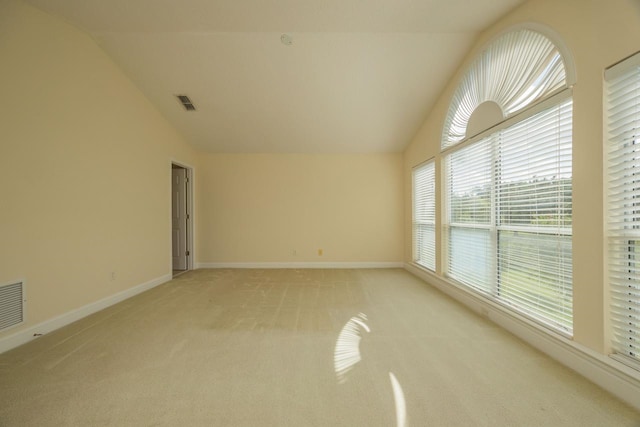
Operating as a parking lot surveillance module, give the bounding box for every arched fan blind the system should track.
[442,29,568,150]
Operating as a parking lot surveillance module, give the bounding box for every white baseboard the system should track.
[196,262,404,269]
[404,262,640,411]
[0,273,171,355]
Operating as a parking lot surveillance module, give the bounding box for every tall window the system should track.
[442,29,574,334]
[606,51,640,367]
[413,161,436,271]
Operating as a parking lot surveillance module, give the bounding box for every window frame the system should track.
[439,26,574,334]
[443,94,573,334]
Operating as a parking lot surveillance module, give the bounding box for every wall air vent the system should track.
[176,94,196,111]
[0,281,24,331]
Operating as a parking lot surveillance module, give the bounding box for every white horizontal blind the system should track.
[413,161,436,271]
[497,99,573,332]
[606,51,640,365]
[445,99,573,333]
[446,137,494,293]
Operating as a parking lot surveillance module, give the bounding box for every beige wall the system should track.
[0,0,196,338]
[0,0,403,345]
[197,153,404,264]
[403,0,640,353]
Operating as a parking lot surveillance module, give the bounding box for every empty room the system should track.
[1,0,640,425]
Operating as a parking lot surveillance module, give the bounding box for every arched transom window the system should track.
[442,29,570,149]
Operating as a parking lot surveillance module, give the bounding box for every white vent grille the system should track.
[0,282,24,331]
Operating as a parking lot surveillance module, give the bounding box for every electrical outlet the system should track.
[110,271,116,281]
[292,249,297,256]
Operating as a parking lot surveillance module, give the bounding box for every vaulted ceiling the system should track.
[26,0,525,153]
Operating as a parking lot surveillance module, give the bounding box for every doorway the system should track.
[171,162,193,277]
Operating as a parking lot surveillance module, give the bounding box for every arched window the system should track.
[441,28,574,334]
[442,28,571,149]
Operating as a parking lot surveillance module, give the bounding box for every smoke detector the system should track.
[280,34,293,46]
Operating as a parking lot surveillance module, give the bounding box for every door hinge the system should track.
[186,251,190,256]
[187,214,190,220]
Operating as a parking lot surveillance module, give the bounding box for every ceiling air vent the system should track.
[176,95,196,111]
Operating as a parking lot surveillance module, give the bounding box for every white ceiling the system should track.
[26,0,525,153]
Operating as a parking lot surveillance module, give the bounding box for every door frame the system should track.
[170,160,195,273]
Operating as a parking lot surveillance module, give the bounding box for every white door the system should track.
[172,168,188,270]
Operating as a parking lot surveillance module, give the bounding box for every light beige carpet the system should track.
[0,268,638,426]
